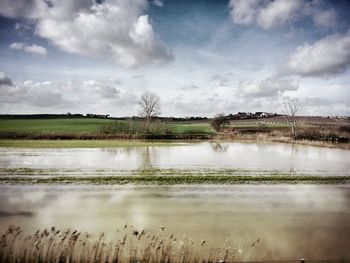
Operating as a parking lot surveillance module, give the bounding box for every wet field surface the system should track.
[1,142,349,175]
[0,184,350,260]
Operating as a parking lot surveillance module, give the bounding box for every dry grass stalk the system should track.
[0,225,260,263]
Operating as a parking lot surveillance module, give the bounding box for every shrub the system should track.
[99,120,169,135]
[339,125,350,133]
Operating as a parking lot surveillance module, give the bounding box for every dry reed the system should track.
[0,225,259,263]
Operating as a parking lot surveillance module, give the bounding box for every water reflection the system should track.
[102,146,155,170]
[0,211,34,217]
[0,185,349,260]
[1,142,349,173]
[140,146,153,170]
[211,142,229,152]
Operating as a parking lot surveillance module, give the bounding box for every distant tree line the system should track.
[1,110,282,122]
[0,114,110,119]
[0,114,209,121]
[129,116,208,122]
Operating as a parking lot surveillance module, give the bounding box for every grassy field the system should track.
[1,116,348,135]
[0,118,213,137]
[168,122,212,134]
[0,117,348,144]
[0,140,185,148]
[0,118,115,135]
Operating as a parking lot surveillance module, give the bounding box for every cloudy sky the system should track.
[0,0,350,117]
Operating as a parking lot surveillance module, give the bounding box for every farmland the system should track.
[0,115,349,151]
[1,116,350,261]
[0,117,213,138]
[0,115,349,138]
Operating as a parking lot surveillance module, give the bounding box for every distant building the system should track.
[226,111,280,120]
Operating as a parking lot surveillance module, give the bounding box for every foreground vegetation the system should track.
[0,225,259,263]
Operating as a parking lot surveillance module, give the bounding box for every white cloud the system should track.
[311,8,337,28]
[153,0,163,7]
[24,44,47,56]
[80,79,122,99]
[300,97,350,116]
[132,75,146,79]
[0,79,65,106]
[180,84,200,91]
[228,0,261,25]
[256,0,302,29]
[0,74,138,114]
[210,74,230,87]
[229,0,337,29]
[170,97,234,116]
[238,77,299,98]
[0,0,173,68]
[285,32,350,77]
[1,72,349,116]
[0,0,47,19]
[9,42,47,56]
[9,42,24,50]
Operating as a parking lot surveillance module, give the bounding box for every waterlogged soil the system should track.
[1,141,349,174]
[1,141,349,260]
[0,184,349,260]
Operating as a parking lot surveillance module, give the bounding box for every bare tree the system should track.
[138,92,161,132]
[283,98,300,137]
[211,113,229,132]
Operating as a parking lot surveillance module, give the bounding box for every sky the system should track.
[0,0,350,117]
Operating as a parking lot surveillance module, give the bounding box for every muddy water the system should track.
[1,141,349,174]
[0,184,349,260]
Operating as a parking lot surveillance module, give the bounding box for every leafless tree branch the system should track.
[138,92,161,132]
[283,99,300,137]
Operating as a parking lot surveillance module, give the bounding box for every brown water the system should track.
[0,184,349,260]
[1,142,349,259]
[1,141,349,174]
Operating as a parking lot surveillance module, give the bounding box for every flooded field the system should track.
[1,141,349,174]
[1,141,350,260]
[0,184,350,260]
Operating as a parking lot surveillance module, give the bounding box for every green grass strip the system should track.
[1,175,349,185]
[0,140,184,148]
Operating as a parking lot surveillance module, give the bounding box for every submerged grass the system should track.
[1,137,348,150]
[1,174,349,185]
[0,225,260,263]
[1,167,349,184]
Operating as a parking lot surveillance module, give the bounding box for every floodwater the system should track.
[0,184,349,260]
[1,142,350,260]
[1,141,350,174]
